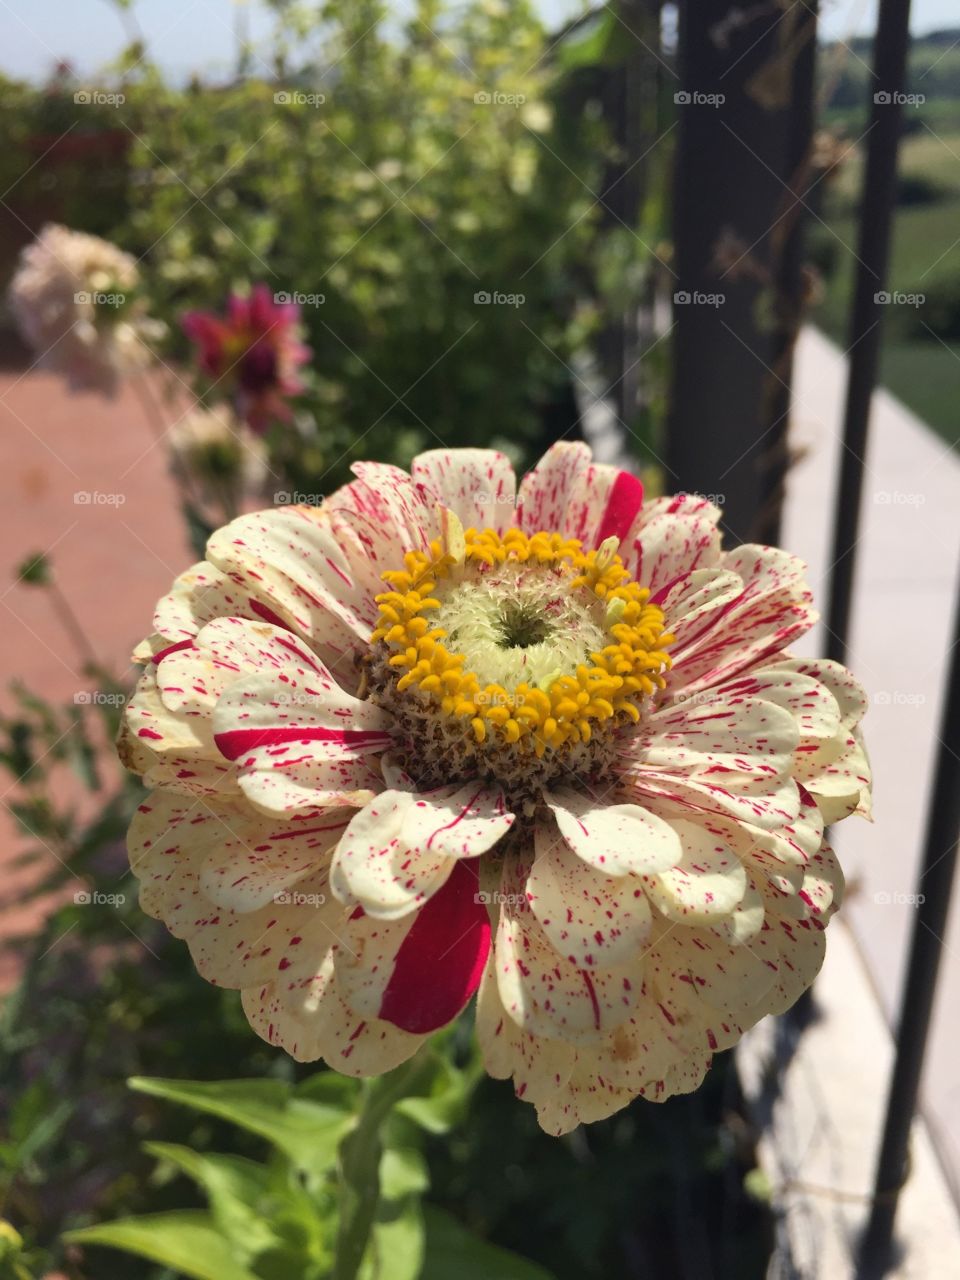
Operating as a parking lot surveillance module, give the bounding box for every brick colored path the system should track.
[0,364,191,983]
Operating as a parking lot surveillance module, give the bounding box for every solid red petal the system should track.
[379,859,491,1034]
[594,469,644,547]
[214,725,391,760]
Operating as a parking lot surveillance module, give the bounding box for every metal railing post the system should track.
[857,577,960,1275]
[824,0,912,666]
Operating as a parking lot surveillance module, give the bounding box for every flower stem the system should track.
[48,580,99,670]
[332,1049,431,1280]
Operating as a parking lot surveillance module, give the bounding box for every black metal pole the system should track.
[753,0,819,547]
[824,0,912,666]
[857,576,960,1277]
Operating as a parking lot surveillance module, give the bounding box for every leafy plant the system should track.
[119,0,609,492]
[65,1060,553,1280]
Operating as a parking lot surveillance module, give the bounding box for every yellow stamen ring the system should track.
[371,528,673,756]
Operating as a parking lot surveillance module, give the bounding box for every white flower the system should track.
[169,405,269,512]
[120,443,871,1133]
[8,224,164,395]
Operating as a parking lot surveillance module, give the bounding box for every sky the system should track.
[0,0,957,85]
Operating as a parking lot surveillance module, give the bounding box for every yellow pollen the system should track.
[371,526,673,754]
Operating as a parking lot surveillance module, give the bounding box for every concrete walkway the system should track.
[785,325,960,1197]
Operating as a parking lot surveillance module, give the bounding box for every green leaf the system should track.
[393,1055,475,1135]
[144,1143,279,1259]
[554,9,616,72]
[420,1208,557,1280]
[130,1077,351,1175]
[363,1197,424,1280]
[379,1147,428,1199]
[65,1211,259,1280]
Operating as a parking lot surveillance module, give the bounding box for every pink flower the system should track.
[182,285,310,432]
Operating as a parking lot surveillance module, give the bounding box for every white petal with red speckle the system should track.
[516,442,645,548]
[330,785,513,919]
[546,788,682,876]
[410,448,517,535]
[645,816,748,921]
[526,821,653,968]
[495,859,641,1041]
[242,952,426,1074]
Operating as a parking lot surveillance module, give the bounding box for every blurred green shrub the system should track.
[911,267,960,340]
[119,0,608,491]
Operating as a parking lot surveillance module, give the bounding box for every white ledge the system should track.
[738,921,960,1278]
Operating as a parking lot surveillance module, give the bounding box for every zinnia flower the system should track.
[182,285,310,433]
[8,223,164,395]
[168,404,269,517]
[120,443,870,1134]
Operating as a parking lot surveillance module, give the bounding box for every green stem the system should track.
[332,1049,432,1280]
[48,580,99,670]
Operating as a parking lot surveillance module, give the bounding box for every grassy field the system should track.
[812,35,960,449]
